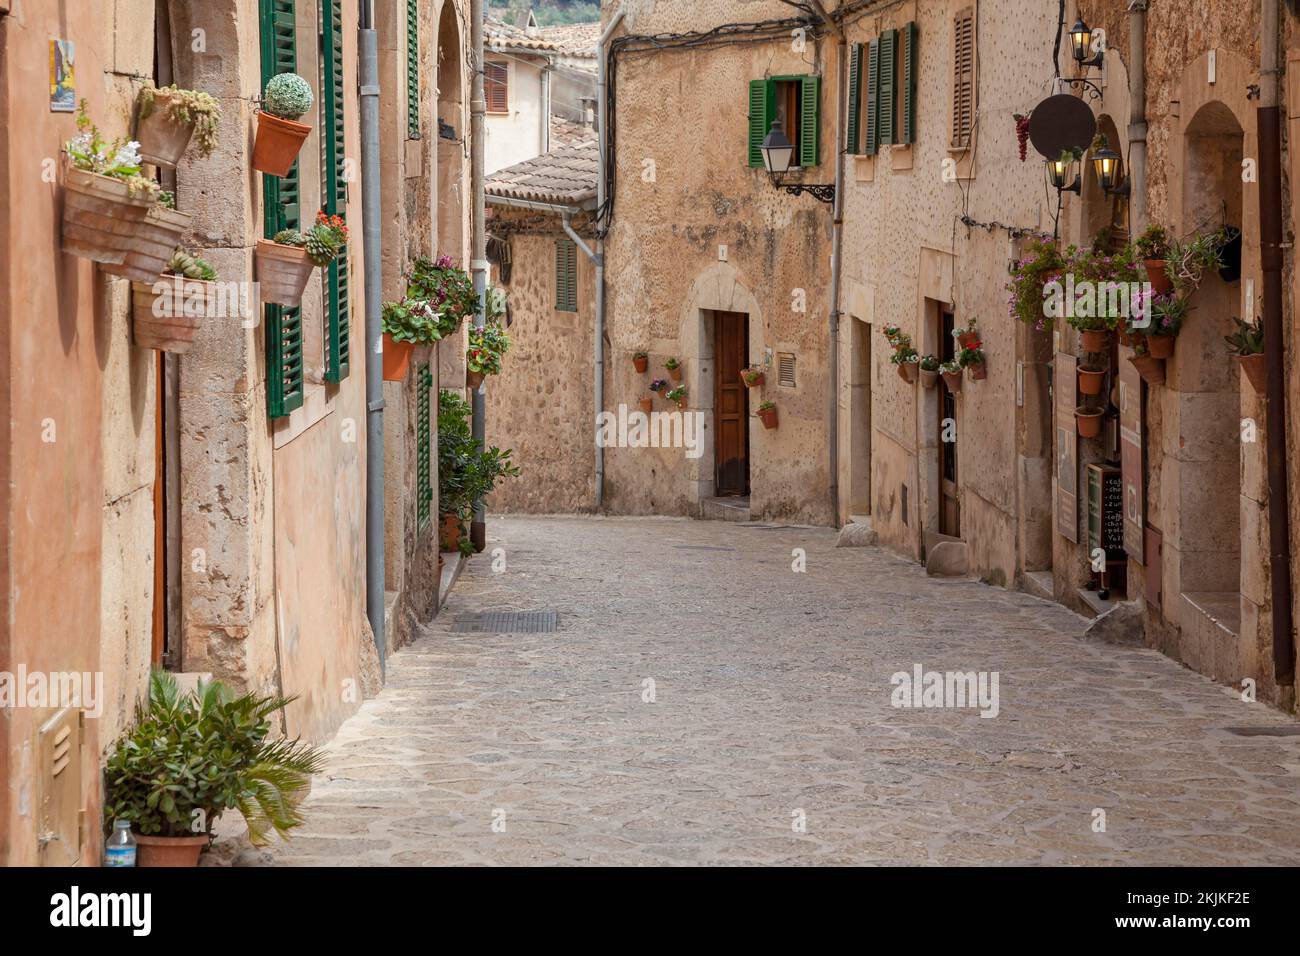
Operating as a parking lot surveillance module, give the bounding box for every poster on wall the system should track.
[50,40,76,112]
[1055,352,1078,543]
[1119,349,1145,563]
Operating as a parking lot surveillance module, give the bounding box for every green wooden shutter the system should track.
[555,238,577,312]
[322,0,349,383]
[901,22,918,145]
[747,79,773,168]
[261,0,304,418]
[799,75,820,167]
[406,0,420,138]
[864,38,880,156]
[878,29,897,147]
[417,363,432,529]
[845,44,863,155]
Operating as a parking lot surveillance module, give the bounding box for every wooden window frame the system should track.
[485,60,509,114]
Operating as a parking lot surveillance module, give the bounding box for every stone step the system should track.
[701,496,750,522]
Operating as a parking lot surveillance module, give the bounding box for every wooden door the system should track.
[714,311,750,496]
[939,311,960,535]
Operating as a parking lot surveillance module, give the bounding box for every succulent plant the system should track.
[138,84,222,156]
[165,249,217,281]
[263,73,313,121]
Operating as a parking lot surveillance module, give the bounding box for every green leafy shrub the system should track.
[263,73,314,120]
[1224,316,1264,356]
[467,323,510,376]
[406,255,480,338]
[437,390,520,522]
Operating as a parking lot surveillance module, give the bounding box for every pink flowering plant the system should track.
[1007,239,1067,331]
[405,254,480,338]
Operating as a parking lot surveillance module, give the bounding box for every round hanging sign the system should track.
[1028,94,1097,160]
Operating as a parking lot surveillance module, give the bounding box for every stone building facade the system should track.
[0,0,467,866]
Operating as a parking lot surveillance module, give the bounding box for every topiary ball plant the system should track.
[264,73,314,121]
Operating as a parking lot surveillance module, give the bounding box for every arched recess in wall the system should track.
[436,3,465,261]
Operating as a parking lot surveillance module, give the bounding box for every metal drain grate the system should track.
[674,545,736,552]
[1224,726,1300,737]
[452,610,559,633]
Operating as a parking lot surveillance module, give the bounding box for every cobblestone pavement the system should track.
[269,516,1300,866]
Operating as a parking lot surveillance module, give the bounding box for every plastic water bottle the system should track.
[104,819,137,867]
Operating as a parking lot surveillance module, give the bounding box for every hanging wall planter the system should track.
[382,332,414,382]
[919,357,939,390]
[252,74,314,178]
[103,201,193,283]
[61,167,155,265]
[1079,329,1110,354]
[1075,406,1104,438]
[131,252,220,353]
[638,397,654,414]
[757,402,778,430]
[1129,352,1166,386]
[665,357,683,382]
[1237,353,1267,395]
[466,369,484,391]
[135,85,221,169]
[741,366,765,388]
[1147,334,1176,360]
[1078,364,1105,396]
[633,352,649,373]
[1225,317,1266,396]
[254,238,315,307]
[940,363,963,392]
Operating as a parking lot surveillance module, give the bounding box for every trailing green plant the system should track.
[1166,226,1229,296]
[263,73,314,121]
[1224,316,1264,356]
[138,84,222,156]
[665,357,680,371]
[406,255,480,337]
[939,359,962,375]
[102,670,325,846]
[919,354,940,372]
[65,100,160,199]
[273,210,348,266]
[665,384,688,403]
[883,325,903,348]
[1007,238,1067,331]
[890,345,919,366]
[467,322,510,376]
[1134,223,1170,262]
[757,399,776,412]
[165,249,217,281]
[382,298,441,345]
[741,365,765,385]
[437,389,520,520]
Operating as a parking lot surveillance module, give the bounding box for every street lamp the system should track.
[1047,153,1081,194]
[1091,140,1130,195]
[759,118,835,204]
[1069,18,1104,69]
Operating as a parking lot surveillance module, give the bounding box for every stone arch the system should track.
[436,2,465,262]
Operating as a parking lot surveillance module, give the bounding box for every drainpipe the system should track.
[1126,1,1148,231]
[810,1,845,526]
[1258,0,1295,686]
[594,10,625,509]
[470,0,489,552]
[359,0,384,673]
[541,62,552,154]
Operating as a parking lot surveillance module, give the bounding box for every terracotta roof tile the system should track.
[485,143,599,208]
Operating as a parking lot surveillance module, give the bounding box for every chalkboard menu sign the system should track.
[1086,464,1126,562]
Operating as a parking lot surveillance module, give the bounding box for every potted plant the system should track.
[381,297,439,381]
[466,322,510,390]
[882,325,903,349]
[666,356,683,382]
[256,210,347,308]
[1225,316,1266,395]
[103,670,324,867]
[940,359,963,392]
[741,365,765,388]
[1146,291,1187,359]
[132,249,220,353]
[1134,223,1172,294]
[891,343,919,384]
[1075,405,1104,438]
[438,389,519,554]
[665,384,688,408]
[918,354,940,389]
[102,190,194,283]
[757,400,778,429]
[1128,340,1166,386]
[61,101,160,265]
[1166,227,1227,299]
[135,84,221,169]
[954,317,980,350]
[252,73,314,177]
[406,254,480,339]
[1069,311,1112,354]
[1007,239,1066,332]
[958,341,986,381]
[650,378,668,395]
[1077,362,1105,396]
[638,394,654,414]
[633,351,649,373]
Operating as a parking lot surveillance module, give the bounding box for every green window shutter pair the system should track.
[859,23,919,156]
[746,76,819,168]
[845,44,863,154]
[555,239,577,312]
[261,0,304,418]
[416,364,432,529]
[322,0,349,384]
[406,0,420,138]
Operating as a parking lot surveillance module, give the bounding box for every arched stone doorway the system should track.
[436,4,465,261]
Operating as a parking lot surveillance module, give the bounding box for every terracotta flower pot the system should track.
[466,369,485,391]
[667,365,683,382]
[252,111,312,178]
[1080,329,1110,354]
[957,331,980,350]
[758,407,778,429]
[135,832,208,868]
[255,239,316,308]
[638,398,653,414]
[742,372,764,388]
[919,368,938,390]
[1075,406,1104,439]
[136,92,197,169]
[61,166,154,265]
[1237,352,1267,396]
[1144,258,1172,295]
[382,332,414,381]
[1147,334,1175,359]
[102,205,194,283]
[633,355,648,373]
[967,361,987,381]
[1129,353,1166,385]
[1077,364,1105,396]
[897,362,918,384]
[439,513,461,552]
[131,278,215,353]
[941,370,963,392]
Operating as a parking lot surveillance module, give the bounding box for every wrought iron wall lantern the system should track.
[1058,17,1105,101]
[1091,140,1130,196]
[759,119,835,204]
[1047,154,1081,195]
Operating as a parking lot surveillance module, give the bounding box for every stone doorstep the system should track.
[439,551,465,608]
[1076,586,1119,619]
[701,496,751,522]
[1022,569,1055,603]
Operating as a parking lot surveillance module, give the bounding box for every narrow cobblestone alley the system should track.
[268,517,1300,866]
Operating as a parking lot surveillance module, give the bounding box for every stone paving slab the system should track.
[267,516,1300,866]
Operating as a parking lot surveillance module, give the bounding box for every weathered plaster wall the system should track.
[485,220,597,513]
[485,53,546,174]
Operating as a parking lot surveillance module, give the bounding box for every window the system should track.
[406,0,420,137]
[852,23,918,156]
[485,61,508,113]
[747,75,820,168]
[555,238,578,312]
[951,8,975,148]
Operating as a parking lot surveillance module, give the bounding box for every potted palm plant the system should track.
[256,210,347,308]
[134,84,221,169]
[757,400,778,429]
[253,73,314,177]
[466,322,510,390]
[132,250,221,353]
[633,351,649,373]
[919,354,940,389]
[102,670,324,867]
[665,356,683,382]
[1225,316,1266,396]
